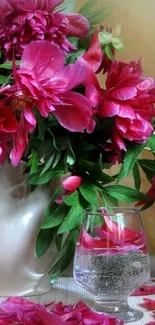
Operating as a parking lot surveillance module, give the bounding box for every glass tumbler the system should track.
[73,208,150,322]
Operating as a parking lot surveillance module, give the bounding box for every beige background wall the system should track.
[77,0,155,253]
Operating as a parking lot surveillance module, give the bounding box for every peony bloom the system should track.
[56,176,82,204]
[13,40,92,130]
[7,40,92,166]
[85,59,155,151]
[0,0,90,60]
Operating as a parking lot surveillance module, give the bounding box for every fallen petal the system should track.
[131,286,155,296]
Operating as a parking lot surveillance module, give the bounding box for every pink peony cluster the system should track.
[0,0,89,59]
[80,30,155,154]
[0,2,154,170]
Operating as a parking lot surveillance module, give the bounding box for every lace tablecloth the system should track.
[0,278,154,325]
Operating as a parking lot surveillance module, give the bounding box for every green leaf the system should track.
[79,182,98,207]
[79,159,114,184]
[112,37,124,51]
[106,193,119,206]
[67,142,76,166]
[42,205,68,229]
[104,44,114,60]
[37,114,47,141]
[63,191,79,206]
[55,232,63,251]
[57,205,83,234]
[79,0,96,16]
[117,144,145,183]
[45,186,63,218]
[66,49,85,65]
[139,201,154,212]
[40,154,56,176]
[104,185,149,203]
[89,7,111,26]
[138,159,155,183]
[48,129,60,152]
[27,169,63,185]
[36,228,54,258]
[30,149,39,175]
[79,1,111,26]
[56,0,76,13]
[148,134,155,152]
[132,162,141,190]
[0,75,10,84]
[49,228,79,283]
[0,60,20,69]
[40,152,61,176]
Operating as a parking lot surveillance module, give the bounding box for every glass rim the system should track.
[85,207,139,216]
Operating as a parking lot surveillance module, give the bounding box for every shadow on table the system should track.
[26,286,93,307]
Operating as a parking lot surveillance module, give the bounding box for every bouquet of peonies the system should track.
[0,0,155,282]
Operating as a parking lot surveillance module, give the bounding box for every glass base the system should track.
[94,299,143,323]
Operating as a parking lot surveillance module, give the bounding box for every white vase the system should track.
[0,163,58,296]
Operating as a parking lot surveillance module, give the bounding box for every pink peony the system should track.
[7,40,92,166]
[85,59,155,151]
[0,0,90,60]
[13,40,92,128]
[56,176,82,204]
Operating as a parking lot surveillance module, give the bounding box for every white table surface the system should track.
[0,277,154,325]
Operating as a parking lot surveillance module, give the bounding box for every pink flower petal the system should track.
[66,14,90,38]
[24,107,36,133]
[0,0,14,22]
[64,62,88,92]
[118,104,135,119]
[62,176,82,192]
[78,56,101,89]
[131,286,155,296]
[0,297,123,325]
[86,83,101,107]
[83,29,103,72]
[137,78,154,94]
[36,0,64,12]
[86,117,96,134]
[113,131,126,151]
[143,298,155,311]
[20,41,65,77]
[53,91,92,132]
[100,100,120,118]
[10,114,28,167]
[110,86,137,100]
